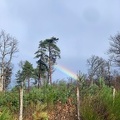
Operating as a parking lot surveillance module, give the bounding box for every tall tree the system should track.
[0,30,18,91]
[34,60,48,88]
[108,33,120,66]
[35,37,60,84]
[16,60,33,92]
[16,70,24,87]
[22,61,33,92]
[35,41,48,86]
[16,61,25,87]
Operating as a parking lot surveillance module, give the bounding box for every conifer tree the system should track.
[35,37,60,84]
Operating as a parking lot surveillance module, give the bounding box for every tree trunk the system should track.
[38,78,40,89]
[0,68,4,92]
[49,61,52,84]
[38,63,41,88]
[113,87,116,105]
[48,45,52,84]
[108,61,111,87]
[0,78,3,91]
[28,78,30,92]
[77,81,80,120]
[19,82,23,120]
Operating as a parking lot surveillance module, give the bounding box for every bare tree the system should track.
[0,30,18,91]
[108,33,120,66]
[87,55,109,84]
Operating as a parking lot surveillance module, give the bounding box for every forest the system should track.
[0,30,120,120]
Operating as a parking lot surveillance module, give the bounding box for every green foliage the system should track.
[80,84,120,120]
[81,102,101,120]
[33,102,48,120]
[107,91,120,119]
[41,80,76,104]
[33,65,47,87]
[15,60,34,91]
[22,60,34,79]
[2,78,120,120]
[35,37,61,84]
[15,70,24,86]
[0,92,19,112]
[22,80,76,107]
[35,37,60,60]
[55,80,76,103]
[23,87,43,106]
[98,77,106,87]
[0,109,13,120]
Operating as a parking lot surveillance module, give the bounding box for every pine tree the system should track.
[35,37,60,84]
[16,60,33,91]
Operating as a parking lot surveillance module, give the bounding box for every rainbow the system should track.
[54,64,78,80]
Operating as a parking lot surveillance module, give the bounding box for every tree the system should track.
[15,69,24,120]
[35,37,60,84]
[0,30,18,91]
[108,33,120,66]
[15,65,24,120]
[3,65,13,90]
[16,60,34,92]
[35,41,49,86]
[87,55,109,84]
[22,61,33,92]
[16,70,24,87]
[33,60,48,88]
[19,81,23,120]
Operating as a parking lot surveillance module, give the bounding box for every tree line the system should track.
[0,30,61,92]
[0,30,120,92]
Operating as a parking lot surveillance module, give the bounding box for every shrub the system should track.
[0,109,13,120]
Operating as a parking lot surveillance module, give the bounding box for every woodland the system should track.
[0,30,120,120]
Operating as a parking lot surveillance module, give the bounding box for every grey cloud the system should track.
[0,0,120,81]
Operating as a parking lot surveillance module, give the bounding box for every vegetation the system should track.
[35,37,61,85]
[0,79,120,120]
[1,30,120,119]
[0,30,18,91]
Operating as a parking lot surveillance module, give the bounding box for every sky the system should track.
[0,0,120,85]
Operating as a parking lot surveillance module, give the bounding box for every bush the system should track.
[0,109,13,120]
[80,85,118,120]
[0,91,19,113]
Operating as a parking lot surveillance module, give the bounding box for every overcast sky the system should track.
[0,0,120,83]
